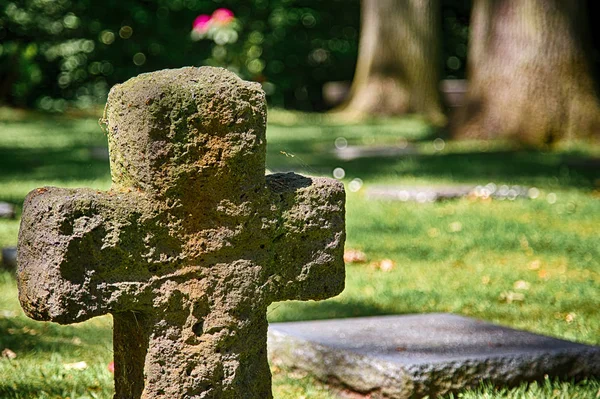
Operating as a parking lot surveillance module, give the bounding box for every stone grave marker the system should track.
[268,313,600,399]
[441,79,467,109]
[335,145,418,161]
[17,67,346,398]
[366,184,531,203]
[1,246,17,271]
[0,202,15,219]
[89,146,109,161]
[322,81,351,106]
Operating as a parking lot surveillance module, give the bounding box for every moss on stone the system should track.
[18,67,346,398]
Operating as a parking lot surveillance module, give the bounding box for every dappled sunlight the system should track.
[0,110,598,397]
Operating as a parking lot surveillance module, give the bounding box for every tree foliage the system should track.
[0,0,361,110]
[0,0,473,111]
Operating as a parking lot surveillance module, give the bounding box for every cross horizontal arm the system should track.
[265,173,346,303]
[17,187,181,324]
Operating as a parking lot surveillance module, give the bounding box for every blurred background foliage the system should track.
[0,0,472,111]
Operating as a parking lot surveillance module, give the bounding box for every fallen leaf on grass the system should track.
[288,369,308,380]
[22,326,37,335]
[7,327,37,335]
[499,291,525,304]
[565,313,576,324]
[2,348,16,359]
[344,249,367,264]
[370,259,395,272]
[64,361,88,370]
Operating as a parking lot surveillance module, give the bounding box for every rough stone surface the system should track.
[268,313,600,399]
[17,67,346,399]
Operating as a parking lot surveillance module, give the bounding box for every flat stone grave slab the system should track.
[0,202,15,219]
[1,247,16,271]
[268,313,600,399]
[365,184,532,203]
[88,146,109,160]
[335,145,418,161]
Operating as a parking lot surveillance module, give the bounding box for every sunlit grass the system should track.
[0,109,598,398]
[445,378,600,399]
[269,191,600,346]
[0,271,113,399]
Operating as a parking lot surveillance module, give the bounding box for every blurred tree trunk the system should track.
[339,0,446,125]
[0,51,21,106]
[453,0,600,145]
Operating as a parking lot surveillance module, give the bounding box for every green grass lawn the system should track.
[0,108,599,398]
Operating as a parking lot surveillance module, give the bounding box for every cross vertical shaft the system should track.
[17,67,346,398]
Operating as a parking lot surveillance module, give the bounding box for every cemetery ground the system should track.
[0,108,599,398]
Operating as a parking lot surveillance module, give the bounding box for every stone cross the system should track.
[17,67,345,398]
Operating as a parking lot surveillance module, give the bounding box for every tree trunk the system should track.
[453,0,600,144]
[0,50,22,106]
[339,0,446,125]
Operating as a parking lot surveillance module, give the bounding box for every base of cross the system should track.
[268,313,600,398]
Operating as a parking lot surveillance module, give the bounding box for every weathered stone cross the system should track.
[17,67,345,398]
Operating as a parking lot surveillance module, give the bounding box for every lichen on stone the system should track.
[18,67,346,398]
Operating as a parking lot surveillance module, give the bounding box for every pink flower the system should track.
[108,361,114,373]
[211,8,234,25]
[193,14,212,33]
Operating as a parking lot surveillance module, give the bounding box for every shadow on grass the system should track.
[270,298,397,323]
[0,383,101,399]
[0,146,110,184]
[267,147,600,188]
[0,318,72,355]
[0,315,112,357]
[0,369,111,399]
